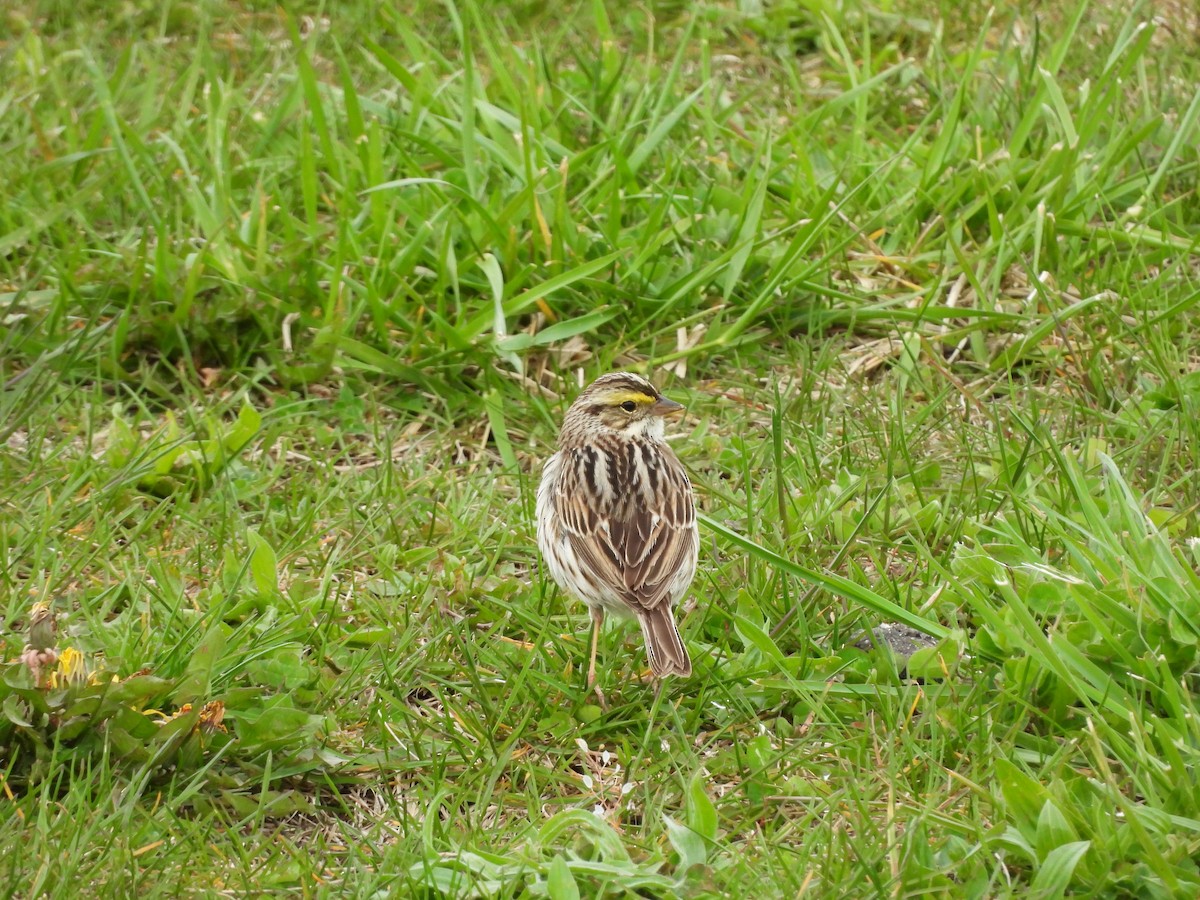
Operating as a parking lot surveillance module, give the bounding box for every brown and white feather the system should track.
[536,373,698,677]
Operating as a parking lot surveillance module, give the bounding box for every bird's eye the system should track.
[620,400,637,412]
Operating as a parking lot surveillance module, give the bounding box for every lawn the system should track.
[2,0,1200,896]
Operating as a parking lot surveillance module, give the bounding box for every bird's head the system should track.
[559,372,685,445]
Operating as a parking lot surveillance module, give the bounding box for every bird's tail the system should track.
[638,607,692,677]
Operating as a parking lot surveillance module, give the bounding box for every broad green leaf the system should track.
[664,815,706,873]
[687,773,718,842]
[732,613,789,668]
[246,530,279,597]
[233,704,323,753]
[546,855,580,900]
[2,694,34,728]
[996,759,1052,842]
[147,708,201,768]
[245,650,308,690]
[482,389,518,471]
[493,333,536,354]
[1030,841,1091,897]
[477,252,507,339]
[463,249,625,339]
[532,308,619,346]
[223,402,262,455]
[905,635,962,680]
[1035,798,1080,862]
[538,810,630,863]
[175,625,228,703]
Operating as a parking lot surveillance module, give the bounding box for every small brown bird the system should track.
[536,372,698,695]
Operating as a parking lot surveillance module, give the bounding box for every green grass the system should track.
[3,0,1200,895]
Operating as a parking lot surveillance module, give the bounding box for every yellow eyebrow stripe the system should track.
[602,390,656,405]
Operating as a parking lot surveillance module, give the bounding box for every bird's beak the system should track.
[650,396,686,418]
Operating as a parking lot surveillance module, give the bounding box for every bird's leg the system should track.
[588,607,607,709]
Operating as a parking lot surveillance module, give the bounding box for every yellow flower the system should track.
[48,647,88,689]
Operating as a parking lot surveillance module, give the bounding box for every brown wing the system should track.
[553,439,697,615]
